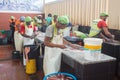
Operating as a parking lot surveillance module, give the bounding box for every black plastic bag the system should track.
[24,45,40,59]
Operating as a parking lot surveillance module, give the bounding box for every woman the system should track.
[51,14,58,25]
[33,15,43,30]
[9,16,16,43]
[20,16,38,65]
[14,16,25,53]
[43,16,77,75]
[45,13,52,26]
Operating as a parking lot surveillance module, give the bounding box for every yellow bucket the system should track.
[84,45,101,50]
[26,59,36,74]
[84,38,103,50]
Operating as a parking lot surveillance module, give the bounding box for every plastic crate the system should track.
[0,37,8,45]
[0,30,6,34]
[5,30,12,37]
[12,51,20,59]
[5,30,12,43]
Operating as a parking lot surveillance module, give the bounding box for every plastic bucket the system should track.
[43,72,77,80]
[84,38,103,50]
[84,38,103,60]
[26,59,36,74]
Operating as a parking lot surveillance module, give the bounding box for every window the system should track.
[45,0,62,4]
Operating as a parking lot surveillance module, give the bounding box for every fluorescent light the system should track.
[45,0,57,3]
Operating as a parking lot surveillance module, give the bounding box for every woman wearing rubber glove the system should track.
[20,16,38,66]
[43,16,77,75]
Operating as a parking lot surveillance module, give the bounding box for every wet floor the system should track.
[0,45,13,60]
[0,45,44,80]
[0,44,119,80]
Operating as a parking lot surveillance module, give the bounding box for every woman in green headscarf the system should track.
[43,16,77,75]
[20,16,38,66]
[51,14,58,25]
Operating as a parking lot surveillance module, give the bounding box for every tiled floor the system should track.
[0,45,44,80]
[0,44,119,80]
[0,60,30,80]
[0,45,14,60]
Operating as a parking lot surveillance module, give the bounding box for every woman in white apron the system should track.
[14,16,25,53]
[43,16,77,75]
[20,16,38,66]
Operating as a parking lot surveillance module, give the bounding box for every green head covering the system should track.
[100,13,109,17]
[34,16,37,20]
[74,31,87,39]
[53,14,58,17]
[25,16,32,22]
[10,16,15,19]
[0,30,5,34]
[57,16,69,25]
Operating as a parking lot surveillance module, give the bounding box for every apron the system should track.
[14,31,23,53]
[43,25,63,75]
[23,25,34,66]
[23,27,34,45]
[60,27,71,37]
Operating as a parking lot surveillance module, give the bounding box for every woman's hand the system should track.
[34,31,40,35]
[57,45,66,49]
[70,44,81,49]
[30,35,35,39]
[111,35,115,39]
[30,33,38,39]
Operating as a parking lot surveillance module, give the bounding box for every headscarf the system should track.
[57,16,69,25]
